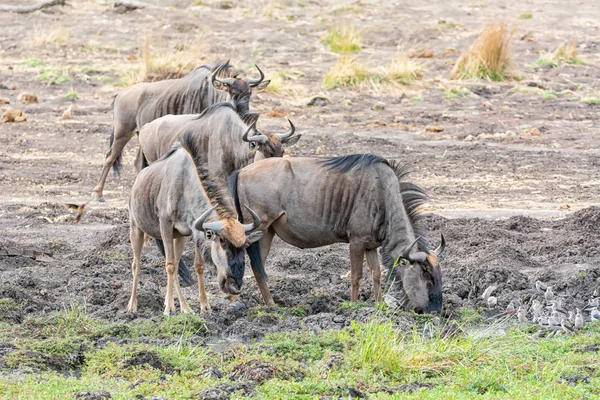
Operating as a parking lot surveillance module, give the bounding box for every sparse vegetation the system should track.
[533,41,584,68]
[323,25,362,53]
[34,68,71,85]
[21,58,45,68]
[63,88,79,101]
[383,57,424,85]
[582,97,600,105]
[263,70,305,96]
[517,11,533,19]
[451,22,515,81]
[121,35,207,85]
[442,85,472,99]
[29,23,70,46]
[322,56,373,89]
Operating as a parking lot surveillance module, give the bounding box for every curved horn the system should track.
[243,205,261,232]
[211,60,236,87]
[193,205,217,231]
[247,64,265,87]
[241,120,258,142]
[202,221,225,235]
[433,234,446,257]
[276,119,295,140]
[402,237,420,259]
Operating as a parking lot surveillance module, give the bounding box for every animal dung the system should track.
[17,93,38,104]
[1,108,27,123]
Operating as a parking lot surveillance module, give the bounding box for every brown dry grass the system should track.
[451,22,515,81]
[29,23,70,46]
[535,40,583,67]
[121,35,208,85]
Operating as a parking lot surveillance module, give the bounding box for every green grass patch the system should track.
[518,11,533,19]
[21,58,45,68]
[63,87,79,101]
[34,68,71,85]
[582,97,600,105]
[323,26,361,53]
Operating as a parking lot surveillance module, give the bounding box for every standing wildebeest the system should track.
[140,102,300,300]
[128,132,263,314]
[228,154,445,313]
[137,102,300,171]
[93,60,270,201]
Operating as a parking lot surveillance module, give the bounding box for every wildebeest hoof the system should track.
[97,196,106,203]
[230,300,246,310]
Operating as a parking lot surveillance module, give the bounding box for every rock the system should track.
[425,125,444,132]
[442,48,458,56]
[407,48,434,58]
[463,134,475,142]
[1,108,27,122]
[74,391,112,400]
[315,146,324,155]
[0,97,9,104]
[383,294,399,308]
[17,93,38,104]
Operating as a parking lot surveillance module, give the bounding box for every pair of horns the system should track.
[242,119,296,144]
[211,59,265,87]
[194,204,260,234]
[401,234,446,263]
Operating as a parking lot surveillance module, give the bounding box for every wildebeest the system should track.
[227,154,445,313]
[138,102,300,173]
[127,132,263,314]
[141,102,300,298]
[93,61,270,201]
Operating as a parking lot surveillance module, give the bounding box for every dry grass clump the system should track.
[122,36,207,85]
[383,58,424,85]
[534,40,583,68]
[263,71,305,97]
[29,23,70,46]
[322,56,373,89]
[323,56,425,90]
[323,25,362,53]
[451,22,515,81]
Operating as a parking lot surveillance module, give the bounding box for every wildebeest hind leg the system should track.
[365,249,381,302]
[254,228,275,306]
[349,243,366,301]
[173,237,193,314]
[126,224,144,313]
[160,226,177,315]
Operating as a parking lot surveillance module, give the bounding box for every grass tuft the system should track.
[63,88,79,101]
[451,22,515,81]
[29,23,70,46]
[322,56,373,89]
[383,57,424,85]
[323,25,362,53]
[534,40,584,68]
[517,11,533,19]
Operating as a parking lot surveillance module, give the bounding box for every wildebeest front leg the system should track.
[254,228,275,306]
[173,237,193,314]
[194,249,211,312]
[349,243,366,301]
[160,227,177,315]
[92,122,136,201]
[126,224,144,313]
[365,249,381,302]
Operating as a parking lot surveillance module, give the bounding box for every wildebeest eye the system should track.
[249,142,258,150]
[399,258,409,267]
[205,230,216,241]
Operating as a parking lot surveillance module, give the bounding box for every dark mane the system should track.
[180,130,237,219]
[232,92,251,116]
[321,153,389,173]
[191,101,235,120]
[388,159,429,250]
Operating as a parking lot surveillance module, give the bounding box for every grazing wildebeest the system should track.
[127,133,263,314]
[228,154,445,313]
[141,102,299,298]
[137,102,300,172]
[93,60,270,201]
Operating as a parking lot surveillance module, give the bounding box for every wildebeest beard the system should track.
[226,243,246,287]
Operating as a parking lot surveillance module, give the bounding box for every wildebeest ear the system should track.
[246,230,264,244]
[282,134,301,146]
[254,80,270,91]
[212,80,226,91]
[242,112,259,127]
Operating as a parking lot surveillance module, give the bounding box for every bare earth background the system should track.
[0,0,599,339]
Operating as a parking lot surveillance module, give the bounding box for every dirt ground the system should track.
[0,0,599,343]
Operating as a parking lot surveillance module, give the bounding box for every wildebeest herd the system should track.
[92,60,445,316]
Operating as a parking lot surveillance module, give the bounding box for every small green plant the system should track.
[323,26,361,53]
[443,86,472,99]
[581,97,600,104]
[21,58,45,68]
[542,91,557,100]
[35,68,71,85]
[533,41,584,68]
[517,11,533,19]
[63,88,79,101]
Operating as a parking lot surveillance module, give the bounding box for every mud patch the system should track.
[198,381,255,400]
[227,359,305,383]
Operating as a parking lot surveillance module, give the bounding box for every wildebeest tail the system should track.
[108,129,122,178]
[155,238,196,287]
[140,151,149,169]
